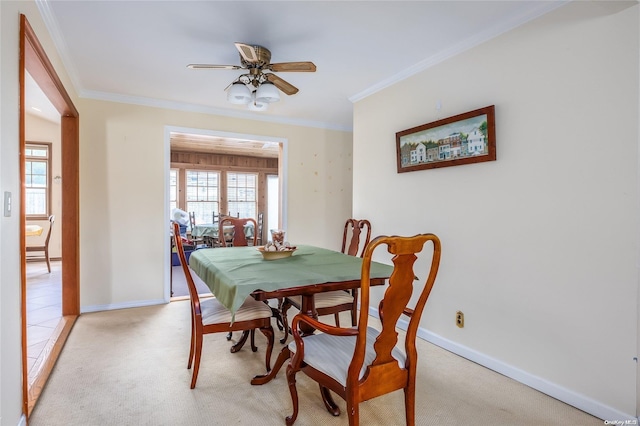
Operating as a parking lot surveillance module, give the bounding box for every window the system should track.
[227,172,257,219]
[186,170,220,224]
[169,169,178,212]
[25,143,50,218]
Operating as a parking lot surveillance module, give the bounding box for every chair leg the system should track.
[285,363,300,426]
[346,396,359,426]
[280,299,292,344]
[45,248,51,273]
[259,325,274,372]
[320,385,340,416]
[190,330,203,389]
[226,331,233,341]
[351,289,358,326]
[267,299,285,331]
[187,312,196,369]
[404,379,416,426]
[250,329,257,352]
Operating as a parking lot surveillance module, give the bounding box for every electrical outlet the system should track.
[456,311,464,328]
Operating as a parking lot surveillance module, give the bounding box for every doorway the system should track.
[20,15,80,417]
[164,126,287,300]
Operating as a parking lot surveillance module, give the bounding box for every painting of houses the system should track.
[395,105,495,172]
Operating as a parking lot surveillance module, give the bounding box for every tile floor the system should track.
[26,260,62,375]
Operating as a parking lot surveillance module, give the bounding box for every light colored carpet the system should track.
[30,301,602,426]
[171,265,211,298]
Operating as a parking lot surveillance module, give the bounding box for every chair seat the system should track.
[288,326,406,386]
[201,296,273,325]
[288,291,354,310]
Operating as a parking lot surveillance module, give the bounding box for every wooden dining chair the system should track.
[219,217,258,247]
[217,216,284,343]
[285,233,441,425]
[187,212,207,248]
[172,222,275,389]
[26,215,55,273]
[280,219,371,343]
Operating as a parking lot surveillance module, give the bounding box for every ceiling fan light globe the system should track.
[255,82,280,103]
[247,92,269,112]
[227,82,252,105]
[248,100,269,112]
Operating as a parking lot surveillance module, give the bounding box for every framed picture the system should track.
[396,105,496,173]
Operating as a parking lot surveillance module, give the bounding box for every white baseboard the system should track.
[367,306,635,422]
[81,298,167,314]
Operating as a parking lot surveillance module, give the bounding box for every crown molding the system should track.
[350,0,571,103]
[80,89,352,132]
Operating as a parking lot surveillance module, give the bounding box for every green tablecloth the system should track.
[189,245,392,315]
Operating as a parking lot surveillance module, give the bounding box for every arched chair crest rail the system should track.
[219,217,258,247]
[172,222,274,389]
[280,219,371,343]
[285,233,442,426]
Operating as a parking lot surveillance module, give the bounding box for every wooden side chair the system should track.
[219,217,258,247]
[217,216,284,342]
[187,212,207,248]
[285,233,442,425]
[200,212,220,248]
[280,219,371,343]
[26,215,55,273]
[172,222,274,389]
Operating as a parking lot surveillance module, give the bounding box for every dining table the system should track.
[188,244,393,384]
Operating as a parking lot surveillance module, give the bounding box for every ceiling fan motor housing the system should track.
[238,44,272,68]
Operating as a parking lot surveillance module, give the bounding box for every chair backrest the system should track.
[172,222,202,314]
[219,217,258,247]
[44,215,55,246]
[351,234,441,393]
[341,219,371,258]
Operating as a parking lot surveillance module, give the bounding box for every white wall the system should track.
[353,1,638,420]
[78,99,353,311]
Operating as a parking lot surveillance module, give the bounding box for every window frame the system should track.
[25,141,52,220]
[169,168,178,212]
[185,169,221,225]
[226,171,258,220]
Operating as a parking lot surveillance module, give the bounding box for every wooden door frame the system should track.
[20,14,80,418]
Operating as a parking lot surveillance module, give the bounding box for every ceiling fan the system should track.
[187,42,316,111]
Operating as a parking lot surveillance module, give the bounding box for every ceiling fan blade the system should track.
[234,42,260,63]
[187,64,243,70]
[269,62,316,72]
[265,73,299,95]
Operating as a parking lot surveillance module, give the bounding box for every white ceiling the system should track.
[30,0,569,131]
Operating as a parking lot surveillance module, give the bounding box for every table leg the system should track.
[251,295,317,385]
[230,330,250,353]
[298,294,317,336]
[251,346,291,385]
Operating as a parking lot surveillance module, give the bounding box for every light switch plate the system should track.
[4,191,11,217]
